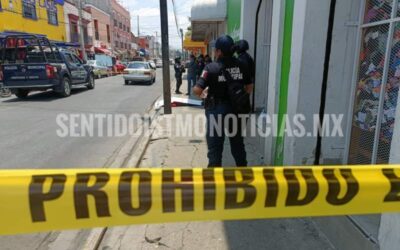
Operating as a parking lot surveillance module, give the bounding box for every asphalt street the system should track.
[0,70,163,169]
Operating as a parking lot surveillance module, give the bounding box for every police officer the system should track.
[234,40,255,84]
[193,35,254,167]
[174,57,185,94]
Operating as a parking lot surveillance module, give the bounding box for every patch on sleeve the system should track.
[201,70,209,80]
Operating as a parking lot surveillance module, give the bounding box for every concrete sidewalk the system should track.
[97,103,335,250]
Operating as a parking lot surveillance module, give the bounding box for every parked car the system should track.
[114,60,126,74]
[87,60,109,78]
[123,62,156,85]
[132,57,146,62]
[149,62,157,69]
[1,35,95,99]
[156,60,163,68]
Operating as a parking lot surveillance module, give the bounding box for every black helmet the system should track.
[215,35,234,56]
[235,40,250,53]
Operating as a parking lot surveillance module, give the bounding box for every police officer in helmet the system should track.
[234,40,255,84]
[193,35,254,167]
[174,57,185,94]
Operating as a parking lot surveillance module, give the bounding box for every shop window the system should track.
[364,0,393,23]
[349,0,400,164]
[47,8,58,25]
[23,0,37,20]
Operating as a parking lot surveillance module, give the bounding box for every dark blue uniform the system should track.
[174,62,184,93]
[196,57,251,167]
[238,52,255,84]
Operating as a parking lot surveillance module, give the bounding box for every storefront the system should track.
[347,1,400,166]
[239,0,400,248]
[191,0,227,56]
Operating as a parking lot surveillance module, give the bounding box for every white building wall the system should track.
[283,0,331,165]
[240,1,258,56]
[320,0,361,165]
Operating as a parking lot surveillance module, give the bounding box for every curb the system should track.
[38,95,163,250]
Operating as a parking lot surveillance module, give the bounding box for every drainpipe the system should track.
[252,0,263,113]
[314,0,337,165]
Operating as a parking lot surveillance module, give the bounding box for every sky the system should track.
[118,0,192,50]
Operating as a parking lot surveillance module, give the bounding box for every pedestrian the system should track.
[196,54,205,81]
[204,54,212,65]
[234,40,255,84]
[193,35,254,168]
[187,54,197,96]
[174,57,185,94]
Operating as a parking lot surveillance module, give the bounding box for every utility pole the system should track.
[77,0,87,61]
[155,31,158,57]
[180,28,184,60]
[159,0,172,115]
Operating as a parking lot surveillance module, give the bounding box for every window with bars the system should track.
[47,8,58,25]
[349,0,400,164]
[23,0,37,20]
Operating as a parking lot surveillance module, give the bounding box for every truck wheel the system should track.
[87,74,95,90]
[15,90,29,99]
[58,77,72,97]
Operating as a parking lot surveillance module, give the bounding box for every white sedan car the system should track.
[123,62,156,85]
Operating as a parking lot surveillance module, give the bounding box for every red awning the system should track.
[95,47,111,55]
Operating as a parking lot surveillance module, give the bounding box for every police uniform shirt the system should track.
[174,63,183,78]
[196,57,251,100]
[238,52,255,83]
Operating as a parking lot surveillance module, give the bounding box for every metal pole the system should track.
[180,28,184,60]
[77,0,87,60]
[137,16,140,36]
[159,0,172,114]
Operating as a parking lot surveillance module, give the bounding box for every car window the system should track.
[128,63,147,69]
[64,54,75,65]
[72,55,83,65]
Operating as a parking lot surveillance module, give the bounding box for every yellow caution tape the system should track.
[0,166,399,235]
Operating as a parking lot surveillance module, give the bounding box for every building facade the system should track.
[85,4,112,53]
[0,0,66,41]
[110,0,131,59]
[63,0,93,49]
[191,0,227,57]
[192,0,400,249]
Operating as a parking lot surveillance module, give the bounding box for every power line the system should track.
[171,0,181,39]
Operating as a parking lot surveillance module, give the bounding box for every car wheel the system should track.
[15,89,29,99]
[87,74,95,90]
[58,77,72,97]
[125,80,130,85]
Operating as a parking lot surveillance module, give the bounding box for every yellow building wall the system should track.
[0,0,66,41]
